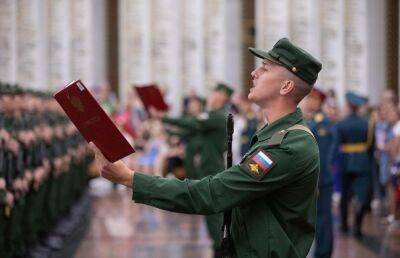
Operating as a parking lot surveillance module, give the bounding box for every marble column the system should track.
[255,0,290,51]
[119,0,152,103]
[318,0,345,105]
[203,0,226,93]
[289,0,314,53]
[366,0,386,104]
[48,0,71,90]
[69,0,92,87]
[16,0,42,89]
[0,0,17,84]
[344,0,368,95]
[151,0,183,115]
[182,0,205,96]
[223,0,242,91]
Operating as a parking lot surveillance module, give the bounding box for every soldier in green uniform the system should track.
[155,83,233,255]
[164,96,205,180]
[91,38,322,257]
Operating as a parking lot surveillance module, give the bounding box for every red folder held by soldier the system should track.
[133,84,169,112]
[54,80,135,162]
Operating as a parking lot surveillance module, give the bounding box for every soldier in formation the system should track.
[0,83,92,258]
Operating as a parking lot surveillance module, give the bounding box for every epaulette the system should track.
[266,124,315,147]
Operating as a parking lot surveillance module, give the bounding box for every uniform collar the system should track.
[255,107,304,141]
[209,107,225,114]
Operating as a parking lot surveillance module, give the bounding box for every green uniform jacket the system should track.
[133,108,319,257]
[162,108,227,178]
[164,116,204,179]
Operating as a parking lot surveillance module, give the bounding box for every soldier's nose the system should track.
[251,70,257,80]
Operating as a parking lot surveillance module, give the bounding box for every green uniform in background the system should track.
[165,115,203,180]
[162,107,227,250]
[134,108,319,257]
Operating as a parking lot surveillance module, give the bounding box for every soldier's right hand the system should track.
[5,191,14,208]
[0,178,5,190]
[0,129,10,142]
[6,138,19,154]
[54,157,63,172]
[25,170,33,183]
[13,178,23,193]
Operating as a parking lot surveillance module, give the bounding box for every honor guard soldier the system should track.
[334,92,371,238]
[156,83,233,256]
[305,89,335,258]
[91,38,322,258]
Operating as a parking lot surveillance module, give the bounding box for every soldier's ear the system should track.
[280,80,295,96]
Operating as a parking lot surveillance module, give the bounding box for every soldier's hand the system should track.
[89,142,134,188]
[25,170,33,183]
[43,159,50,172]
[22,178,30,193]
[149,107,165,120]
[33,171,41,191]
[13,178,22,191]
[0,178,5,190]
[5,191,14,208]
[54,158,63,172]
[0,129,10,142]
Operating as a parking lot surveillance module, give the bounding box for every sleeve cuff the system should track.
[132,172,156,204]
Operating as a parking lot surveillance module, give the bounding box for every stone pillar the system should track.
[223,0,242,91]
[69,0,92,87]
[204,0,226,93]
[255,0,290,51]
[289,0,314,53]
[344,0,368,95]
[119,0,152,102]
[182,0,205,96]
[366,0,387,104]
[151,0,183,115]
[48,0,71,90]
[16,0,43,89]
[319,0,345,105]
[0,0,17,84]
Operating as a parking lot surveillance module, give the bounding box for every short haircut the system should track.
[281,68,312,104]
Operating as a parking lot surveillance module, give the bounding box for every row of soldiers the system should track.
[0,83,93,258]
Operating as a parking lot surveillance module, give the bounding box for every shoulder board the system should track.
[266,124,315,147]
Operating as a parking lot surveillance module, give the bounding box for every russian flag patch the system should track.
[241,149,275,180]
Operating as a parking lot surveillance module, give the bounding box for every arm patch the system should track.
[241,149,275,180]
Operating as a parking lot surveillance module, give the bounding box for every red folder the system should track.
[134,84,169,112]
[54,80,135,162]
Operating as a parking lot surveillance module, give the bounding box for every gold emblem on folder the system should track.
[67,93,85,112]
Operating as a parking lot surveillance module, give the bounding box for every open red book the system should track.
[54,80,135,162]
[134,84,169,112]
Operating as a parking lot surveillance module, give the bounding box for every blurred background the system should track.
[0,0,399,258]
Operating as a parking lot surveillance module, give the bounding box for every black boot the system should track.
[354,201,366,239]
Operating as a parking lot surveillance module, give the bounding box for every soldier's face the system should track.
[207,91,227,110]
[249,60,286,106]
[188,99,202,115]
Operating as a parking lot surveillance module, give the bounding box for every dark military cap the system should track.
[214,83,234,97]
[345,91,367,107]
[249,38,322,85]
